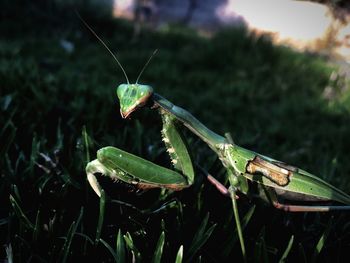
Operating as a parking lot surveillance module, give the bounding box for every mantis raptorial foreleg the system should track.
[86,109,195,197]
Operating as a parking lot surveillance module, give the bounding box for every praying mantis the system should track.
[81,18,350,213]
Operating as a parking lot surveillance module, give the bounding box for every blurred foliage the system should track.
[312,0,350,10]
[1,1,350,262]
[308,0,350,20]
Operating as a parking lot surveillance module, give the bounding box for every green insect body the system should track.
[85,82,350,211]
[79,16,350,212]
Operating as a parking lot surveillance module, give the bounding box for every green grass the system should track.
[1,4,350,262]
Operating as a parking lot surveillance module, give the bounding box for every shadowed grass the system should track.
[279,235,294,263]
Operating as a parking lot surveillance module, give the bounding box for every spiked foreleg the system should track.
[160,110,195,185]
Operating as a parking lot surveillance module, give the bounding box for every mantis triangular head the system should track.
[117,84,153,118]
[77,12,157,119]
[117,49,158,118]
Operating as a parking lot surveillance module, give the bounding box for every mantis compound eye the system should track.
[116,84,153,118]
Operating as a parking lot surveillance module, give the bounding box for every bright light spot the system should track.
[216,0,350,61]
[217,0,331,40]
[113,0,134,19]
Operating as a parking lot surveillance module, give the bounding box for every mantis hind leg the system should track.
[273,201,350,212]
[196,164,237,198]
[266,188,350,212]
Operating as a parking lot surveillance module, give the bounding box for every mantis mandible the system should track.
[81,18,350,213]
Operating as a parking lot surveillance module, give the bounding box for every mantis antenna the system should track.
[76,12,130,84]
[136,49,158,84]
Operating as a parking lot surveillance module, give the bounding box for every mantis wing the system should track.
[226,144,350,206]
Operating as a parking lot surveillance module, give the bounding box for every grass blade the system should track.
[254,227,268,263]
[187,213,217,261]
[59,207,84,263]
[32,209,41,242]
[0,217,9,226]
[116,229,126,263]
[124,232,142,263]
[82,125,91,163]
[95,189,106,244]
[189,213,209,249]
[175,245,183,263]
[298,243,307,263]
[222,205,255,258]
[0,93,13,111]
[312,218,332,263]
[28,134,40,173]
[9,194,34,230]
[100,238,118,262]
[0,122,16,161]
[151,231,165,263]
[59,171,81,189]
[228,173,246,262]
[5,243,13,263]
[279,235,294,263]
[75,232,94,245]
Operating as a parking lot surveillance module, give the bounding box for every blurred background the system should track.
[1,0,350,262]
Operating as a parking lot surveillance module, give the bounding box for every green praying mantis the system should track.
[81,18,350,213]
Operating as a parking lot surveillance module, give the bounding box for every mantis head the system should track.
[116,48,157,118]
[117,84,154,118]
[77,14,157,119]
